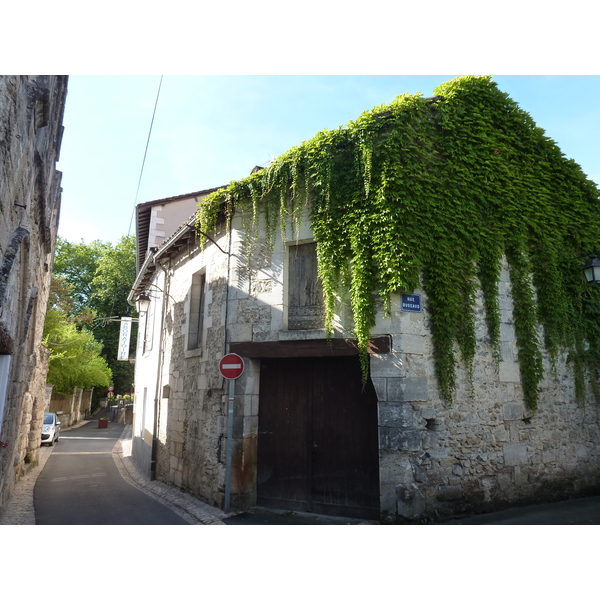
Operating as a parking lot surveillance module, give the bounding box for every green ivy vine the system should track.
[196,76,600,409]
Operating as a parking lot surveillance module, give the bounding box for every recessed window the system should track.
[0,355,12,437]
[288,242,325,330]
[187,271,206,351]
[142,297,155,355]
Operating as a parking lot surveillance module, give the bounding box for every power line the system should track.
[128,75,164,236]
[99,76,163,327]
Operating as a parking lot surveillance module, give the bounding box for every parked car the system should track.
[41,412,61,446]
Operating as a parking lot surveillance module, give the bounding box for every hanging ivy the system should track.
[196,76,600,409]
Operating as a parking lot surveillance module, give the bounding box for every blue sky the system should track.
[56,75,600,246]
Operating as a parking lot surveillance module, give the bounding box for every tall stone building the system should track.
[0,75,68,515]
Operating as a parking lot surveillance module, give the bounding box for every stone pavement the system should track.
[0,444,54,525]
[0,420,226,525]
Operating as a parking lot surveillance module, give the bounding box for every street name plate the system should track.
[401,293,421,312]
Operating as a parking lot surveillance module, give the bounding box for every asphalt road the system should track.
[33,420,189,525]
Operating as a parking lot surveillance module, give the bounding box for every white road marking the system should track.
[50,472,107,482]
[62,436,116,440]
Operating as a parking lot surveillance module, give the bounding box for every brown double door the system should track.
[257,355,380,520]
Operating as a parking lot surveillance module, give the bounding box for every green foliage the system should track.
[196,76,600,409]
[91,236,137,315]
[43,286,112,393]
[49,235,137,396]
[53,238,109,314]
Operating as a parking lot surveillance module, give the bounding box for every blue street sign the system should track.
[401,293,421,312]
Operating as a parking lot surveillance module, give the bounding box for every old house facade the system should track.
[0,75,68,513]
[130,76,600,521]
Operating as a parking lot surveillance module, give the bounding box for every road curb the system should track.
[111,425,226,525]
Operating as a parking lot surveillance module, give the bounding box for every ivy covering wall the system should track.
[196,76,600,410]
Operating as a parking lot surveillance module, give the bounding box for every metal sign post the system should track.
[224,378,235,513]
[220,354,244,513]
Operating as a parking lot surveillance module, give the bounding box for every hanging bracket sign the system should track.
[117,317,132,360]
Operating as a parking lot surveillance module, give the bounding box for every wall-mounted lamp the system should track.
[583,255,600,285]
[136,293,151,313]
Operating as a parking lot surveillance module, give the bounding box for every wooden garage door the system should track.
[257,355,380,520]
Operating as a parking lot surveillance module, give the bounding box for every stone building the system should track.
[0,76,68,514]
[129,76,600,521]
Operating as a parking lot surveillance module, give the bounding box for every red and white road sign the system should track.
[219,353,245,379]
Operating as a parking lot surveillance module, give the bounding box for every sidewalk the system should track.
[0,444,54,524]
[112,424,225,525]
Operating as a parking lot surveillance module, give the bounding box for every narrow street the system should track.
[33,419,189,525]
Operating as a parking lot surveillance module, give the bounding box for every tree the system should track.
[43,277,112,393]
[52,238,109,314]
[90,236,138,395]
[49,235,138,397]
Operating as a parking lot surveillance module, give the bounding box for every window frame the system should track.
[286,240,325,331]
[187,270,206,353]
[0,354,12,437]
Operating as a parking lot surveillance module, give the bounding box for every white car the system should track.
[41,412,61,446]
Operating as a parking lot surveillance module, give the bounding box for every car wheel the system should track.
[50,437,55,446]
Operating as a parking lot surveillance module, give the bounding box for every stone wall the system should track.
[134,202,600,520]
[133,227,232,508]
[0,76,67,515]
[228,216,600,518]
[48,387,92,427]
[371,261,600,520]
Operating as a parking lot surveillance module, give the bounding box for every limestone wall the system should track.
[48,387,92,427]
[372,261,600,520]
[0,76,67,514]
[225,216,600,518]
[134,203,600,519]
[133,227,231,507]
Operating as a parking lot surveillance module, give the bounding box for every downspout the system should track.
[224,216,233,356]
[221,213,235,508]
[150,257,171,481]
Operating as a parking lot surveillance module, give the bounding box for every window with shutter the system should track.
[288,242,325,330]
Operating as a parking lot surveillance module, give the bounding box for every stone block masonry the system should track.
[0,76,68,517]
[132,189,600,521]
[375,263,600,520]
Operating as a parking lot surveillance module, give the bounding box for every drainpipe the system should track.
[222,214,235,508]
[150,257,170,481]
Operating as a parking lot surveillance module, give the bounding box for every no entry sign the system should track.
[219,353,245,379]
